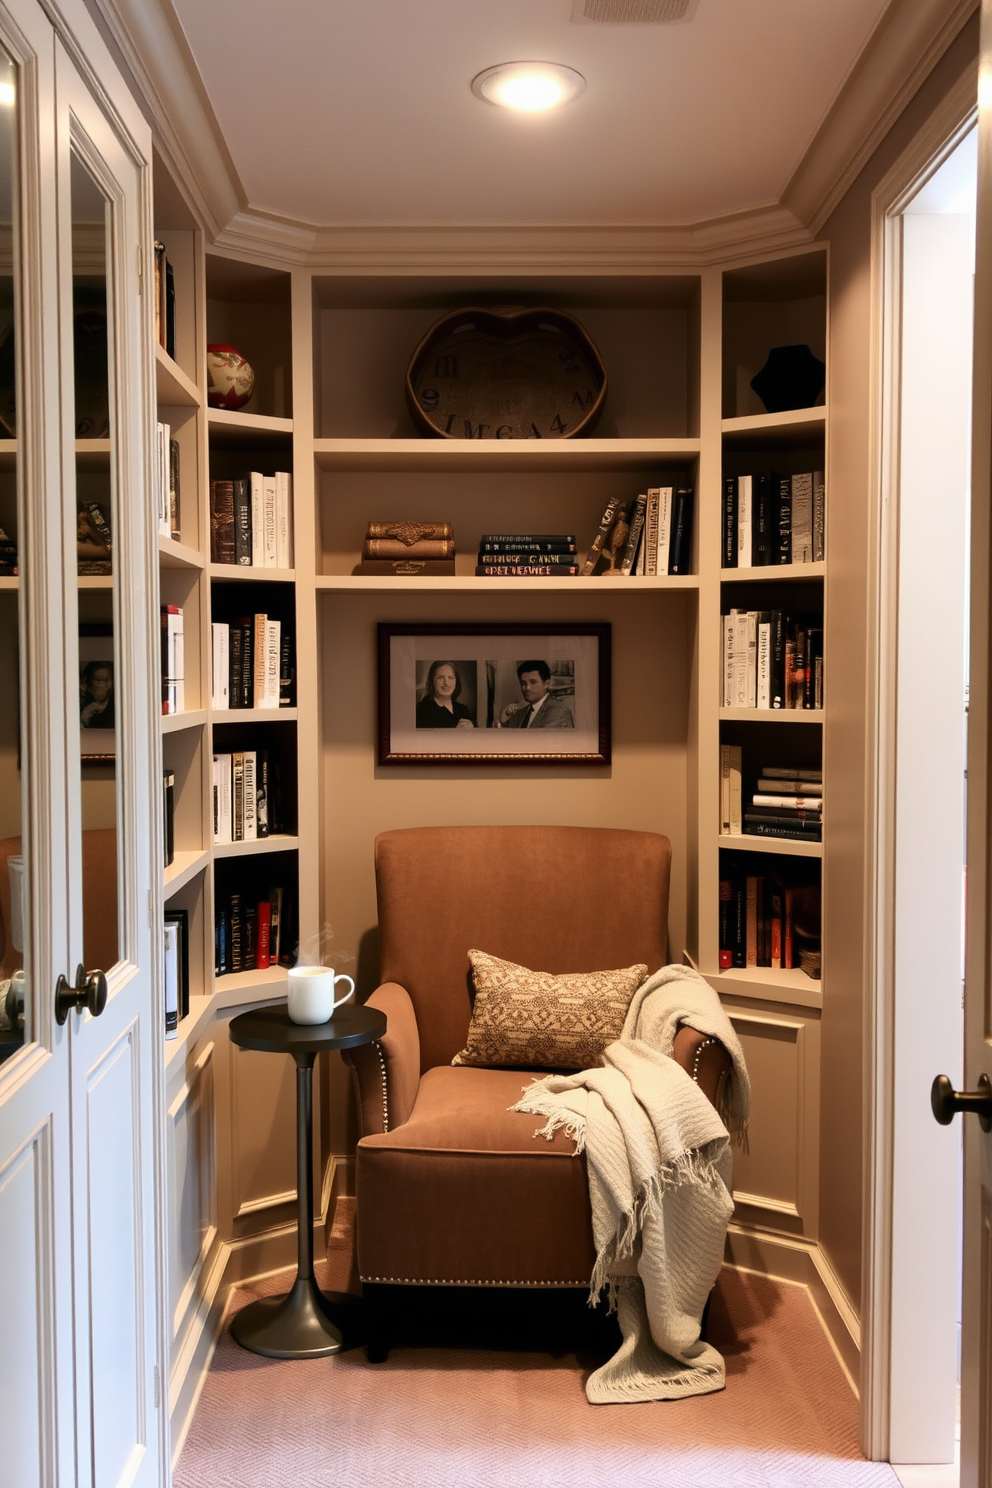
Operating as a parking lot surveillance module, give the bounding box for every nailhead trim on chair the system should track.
[360,1275,589,1287]
[691,1035,717,1083]
[373,1041,389,1132]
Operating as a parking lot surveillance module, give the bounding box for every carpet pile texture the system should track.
[174,1198,897,1488]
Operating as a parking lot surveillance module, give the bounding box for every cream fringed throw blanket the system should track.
[511,964,750,1404]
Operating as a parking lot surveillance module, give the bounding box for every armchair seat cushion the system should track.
[357,1065,596,1287]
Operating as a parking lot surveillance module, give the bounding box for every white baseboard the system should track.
[724,1223,861,1396]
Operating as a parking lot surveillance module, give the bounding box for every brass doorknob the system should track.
[931,1073,992,1132]
[54,963,108,1025]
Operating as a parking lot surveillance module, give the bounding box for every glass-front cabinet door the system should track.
[0,6,163,1487]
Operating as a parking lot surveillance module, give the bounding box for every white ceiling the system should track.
[170,0,893,230]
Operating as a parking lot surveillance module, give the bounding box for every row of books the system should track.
[583,486,695,576]
[477,533,578,577]
[720,752,822,843]
[163,907,189,1038]
[76,498,112,576]
[360,521,454,575]
[719,864,821,977]
[156,421,180,542]
[722,610,823,710]
[161,604,185,715]
[723,471,824,569]
[153,241,176,362]
[215,885,293,975]
[210,615,293,711]
[209,473,293,569]
[212,748,287,843]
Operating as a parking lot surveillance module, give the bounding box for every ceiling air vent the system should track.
[572,0,699,21]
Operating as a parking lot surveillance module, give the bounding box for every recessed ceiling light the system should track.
[472,62,586,113]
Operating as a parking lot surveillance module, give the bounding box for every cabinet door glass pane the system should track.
[71,148,120,971]
[0,48,26,1062]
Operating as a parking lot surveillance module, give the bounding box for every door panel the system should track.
[0,1120,55,1487]
[55,40,161,1488]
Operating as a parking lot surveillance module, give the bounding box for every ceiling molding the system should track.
[783,0,978,235]
[89,0,244,238]
[89,0,978,272]
[212,202,812,273]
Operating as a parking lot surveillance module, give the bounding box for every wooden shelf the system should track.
[718,832,822,859]
[211,707,297,724]
[207,408,293,442]
[209,563,295,583]
[161,709,207,735]
[704,967,822,1010]
[164,849,210,896]
[0,575,18,590]
[155,343,200,407]
[77,574,113,590]
[76,438,112,471]
[719,707,824,724]
[158,535,205,570]
[313,436,701,473]
[212,834,299,859]
[721,562,825,581]
[213,965,289,998]
[721,407,826,442]
[0,438,15,472]
[315,574,699,593]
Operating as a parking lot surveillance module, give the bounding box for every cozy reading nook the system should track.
[0,1,986,1484]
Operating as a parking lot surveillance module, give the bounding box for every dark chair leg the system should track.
[363,1283,390,1363]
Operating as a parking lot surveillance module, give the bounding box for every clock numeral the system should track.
[571,389,594,408]
[550,413,568,435]
[420,387,440,412]
[433,355,458,377]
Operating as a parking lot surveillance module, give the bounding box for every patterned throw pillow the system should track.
[451,950,648,1071]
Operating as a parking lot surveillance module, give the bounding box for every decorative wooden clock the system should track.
[405,307,607,440]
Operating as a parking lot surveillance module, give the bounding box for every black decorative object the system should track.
[750,344,825,415]
[406,307,607,440]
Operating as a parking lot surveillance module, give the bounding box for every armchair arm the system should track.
[340,982,421,1136]
[672,1024,732,1113]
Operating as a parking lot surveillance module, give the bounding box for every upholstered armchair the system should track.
[342,825,730,1355]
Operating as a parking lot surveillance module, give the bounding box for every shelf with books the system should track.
[313,437,701,475]
[213,849,298,978]
[155,342,199,407]
[314,573,700,593]
[158,535,205,570]
[161,709,207,736]
[164,849,210,898]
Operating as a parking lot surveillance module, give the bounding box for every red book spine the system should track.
[256,901,271,969]
[783,888,794,970]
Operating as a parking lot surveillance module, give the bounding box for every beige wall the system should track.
[817,13,979,1311]
[321,587,692,1150]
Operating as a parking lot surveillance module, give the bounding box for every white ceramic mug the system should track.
[286,966,355,1025]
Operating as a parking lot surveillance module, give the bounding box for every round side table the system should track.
[228,1001,386,1359]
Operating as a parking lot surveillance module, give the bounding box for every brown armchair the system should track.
[343,825,729,1353]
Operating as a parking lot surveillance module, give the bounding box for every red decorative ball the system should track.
[206,343,255,411]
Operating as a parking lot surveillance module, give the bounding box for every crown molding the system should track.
[212,202,812,273]
[783,0,978,236]
[90,0,977,272]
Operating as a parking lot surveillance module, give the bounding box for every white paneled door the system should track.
[0,4,163,1488]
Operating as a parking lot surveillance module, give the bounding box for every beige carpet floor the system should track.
[174,1199,897,1488]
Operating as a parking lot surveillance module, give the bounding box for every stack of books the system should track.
[215,883,292,975]
[212,748,283,843]
[582,485,695,576]
[722,609,823,710]
[719,860,819,975]
[210,614,293,711]
[360,521,454,575]
[156,421,180,541]
[76,499,112,575]
[720,752,822,844]
[476,534,578,577]
[722,470,825,569]
[160,604,184,714]
[163,908,188,1039]
[209,472,293,569]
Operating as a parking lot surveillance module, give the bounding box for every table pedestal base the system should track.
[231,1276,362,1359]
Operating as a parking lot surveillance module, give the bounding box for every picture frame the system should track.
[78,623,116,761]
[377,622,611,766]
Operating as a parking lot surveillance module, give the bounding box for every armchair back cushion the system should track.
[375,825,671,1073]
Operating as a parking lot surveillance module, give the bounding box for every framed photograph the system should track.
[79,623,116,761]
[378,622,611,766]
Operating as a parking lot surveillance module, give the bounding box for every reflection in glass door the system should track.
[70,148,120,975]
[0,45,27,1063]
